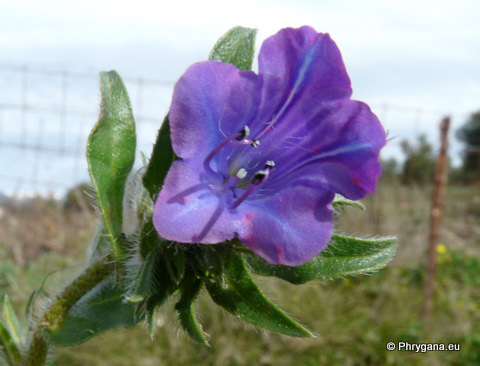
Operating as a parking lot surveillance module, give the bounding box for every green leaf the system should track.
[142,115,176,200]
[205,254,312,337]
[45,277,137,347]
[175,272,208,345]
[2,296,22,349]
[87,71,136,259]
[0,322,21,365]
[332,194,365,210]
[245,235,398,284]
[209,26,257,70]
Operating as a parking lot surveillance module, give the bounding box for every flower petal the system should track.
[266,100,386,200]
[153,160,241,243]
[235,187,335,266]
[254,26,352,136]
[154,26,386,264]
[170,61,260,160]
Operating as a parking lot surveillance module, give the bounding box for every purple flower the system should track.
[153,26,386,266]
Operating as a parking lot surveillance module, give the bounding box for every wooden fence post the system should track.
[422,116,450,319]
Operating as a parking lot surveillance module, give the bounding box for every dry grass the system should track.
[0,181,479,365]
[0,196,96,266]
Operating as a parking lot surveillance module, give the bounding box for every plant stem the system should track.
[24,260,114,366]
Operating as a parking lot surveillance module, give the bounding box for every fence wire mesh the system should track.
[0,64,469,266]
[0,64,174,198]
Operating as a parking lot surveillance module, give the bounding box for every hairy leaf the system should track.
[209,26,257,70]
[87,71,136,258]
[46,277,137,347]
[205,254,312,337]
[245,235,397,284]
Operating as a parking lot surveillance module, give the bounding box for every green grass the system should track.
[1,182,479,365]
[51,260,478,366]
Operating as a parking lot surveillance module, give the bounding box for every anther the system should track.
[265,160,275,169]
[235,126,250,140]
[251,170,267,185]
[236,168,247,179]
[251,139,260,148]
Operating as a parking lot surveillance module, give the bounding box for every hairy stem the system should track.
[24,260,114,366]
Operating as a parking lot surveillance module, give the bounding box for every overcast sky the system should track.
[1,0,479,168]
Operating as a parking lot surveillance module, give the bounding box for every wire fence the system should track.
[0,63,467,200]
[0,63,472,266]
[0,64,174,199]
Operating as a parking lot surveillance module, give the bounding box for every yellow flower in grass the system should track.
[436,244,450,264]
[436,244,447,255]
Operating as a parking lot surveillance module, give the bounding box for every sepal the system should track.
[142,253,178,338]
[175,269,209,345]
[332,194,366,210]
[125,251,156,303]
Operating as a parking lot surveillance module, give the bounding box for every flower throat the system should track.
[203,126,274,209]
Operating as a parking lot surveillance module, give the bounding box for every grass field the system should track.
[1,180,479,365]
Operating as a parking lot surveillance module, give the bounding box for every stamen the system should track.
[236,138,259,147]
[229,161,275,209]
[203,126,258,181]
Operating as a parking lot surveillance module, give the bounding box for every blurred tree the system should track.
[380,157,398,182]
[456,111,480,181]
[400,135,435,185]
